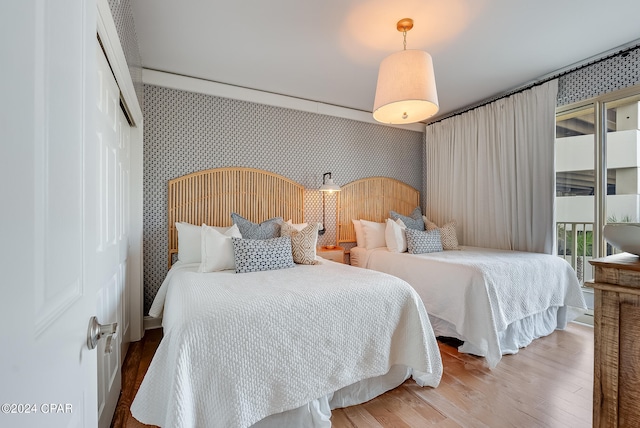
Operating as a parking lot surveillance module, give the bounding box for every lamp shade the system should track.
[373,49,439,124]
[319,178,341,192]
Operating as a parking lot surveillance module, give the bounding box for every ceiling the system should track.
[131,0,640,123]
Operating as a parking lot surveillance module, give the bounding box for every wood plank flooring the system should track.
[112,322,593,428]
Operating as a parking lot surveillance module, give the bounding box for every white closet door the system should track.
[95,45,132,428]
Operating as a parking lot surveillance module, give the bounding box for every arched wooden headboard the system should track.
[336,177,420,246]
[168,167,305,267]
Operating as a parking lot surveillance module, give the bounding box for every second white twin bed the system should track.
[338,176,587,368]
[351,245,586,368]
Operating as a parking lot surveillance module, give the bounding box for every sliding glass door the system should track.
[556,106,596,285]
[555,88,640,315]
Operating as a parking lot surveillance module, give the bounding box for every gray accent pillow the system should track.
[390,207,425,231]
[405,228,443,254]
[231,236,295,273]
[231,213,282,239]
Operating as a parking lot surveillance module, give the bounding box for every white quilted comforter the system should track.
[359,246,587,368]
[131,260,442,428]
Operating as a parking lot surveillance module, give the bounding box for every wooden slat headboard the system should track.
[336,177,420,245]
[168,167,305,267]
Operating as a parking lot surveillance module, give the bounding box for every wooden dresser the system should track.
[587,253,640,428]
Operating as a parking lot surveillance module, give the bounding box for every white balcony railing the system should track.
[556,222,594,285]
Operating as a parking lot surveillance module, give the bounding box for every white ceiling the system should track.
[132,0,640,122]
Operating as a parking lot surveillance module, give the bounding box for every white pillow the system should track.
[176,222,238,263]
[360,219,387,250]
[385,218,407,253]
[286,219,309,232]
[352,219,365,247]
[175,222,203,263]
[198,224,242,272]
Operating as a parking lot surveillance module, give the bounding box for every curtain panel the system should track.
[425,79,558,254]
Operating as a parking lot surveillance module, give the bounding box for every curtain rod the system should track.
[426,40,640,126]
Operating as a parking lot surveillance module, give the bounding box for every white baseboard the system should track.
[572,310,594,327]
[143,315,163,330]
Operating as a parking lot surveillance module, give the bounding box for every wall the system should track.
[143,85,424,312]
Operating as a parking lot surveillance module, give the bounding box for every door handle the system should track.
[87,316,118,354]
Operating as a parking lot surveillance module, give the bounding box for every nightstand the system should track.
[587,254,640,427]
[317,246,345,264]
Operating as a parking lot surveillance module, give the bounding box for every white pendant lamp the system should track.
[373,18,439,124]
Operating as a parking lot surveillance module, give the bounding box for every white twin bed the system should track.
[350,245,586,367]
[131,168,443,428]
[337,177,587,368]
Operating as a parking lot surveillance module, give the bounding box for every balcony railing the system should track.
[556,222,594,285]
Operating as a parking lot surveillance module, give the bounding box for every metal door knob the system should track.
[87,316,118,353]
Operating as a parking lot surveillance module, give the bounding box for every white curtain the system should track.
[425,79,558,254]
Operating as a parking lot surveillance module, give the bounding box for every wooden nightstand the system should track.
[587,253,640,427]
[317,246,345,264]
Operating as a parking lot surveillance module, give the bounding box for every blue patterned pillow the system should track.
[405,228,443,254]
[231,236,295,273]
[390,207,425,231]
[231,213,282,239]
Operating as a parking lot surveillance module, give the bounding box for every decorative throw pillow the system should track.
[423,216,460,250]
[231,236,295,273]
[352,219,365,247]
[198,224,242,272]
[390,207,425,231]
[360,219,387,250]
[280,222,318,265]
[405,228,443,254]
[423,216,437,231]
[385,218,407,253]
[285,219,309,232]
[439,222,460,250]
[231,213,282,239]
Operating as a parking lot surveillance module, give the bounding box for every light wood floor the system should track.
[112,323,594,428]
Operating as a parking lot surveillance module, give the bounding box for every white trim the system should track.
[144,315,163,331]
[143,69,426,133]
[97,0,144,342]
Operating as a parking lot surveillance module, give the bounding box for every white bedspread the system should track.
[359,246,587,367]
[131,260,442,428]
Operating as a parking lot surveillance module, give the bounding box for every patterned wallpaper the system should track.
[143,85,424,312]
